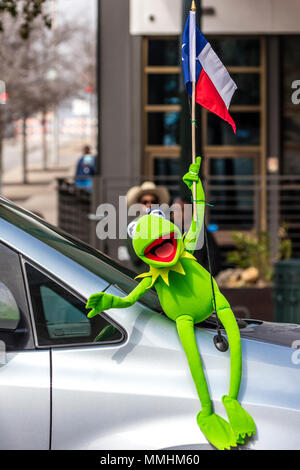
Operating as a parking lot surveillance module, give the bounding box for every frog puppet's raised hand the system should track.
[86,157,256,450]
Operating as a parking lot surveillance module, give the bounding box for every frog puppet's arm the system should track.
[182,156,205,254]
[86,276,152,318]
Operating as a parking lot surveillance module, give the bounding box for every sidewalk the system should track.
[2,137,89,225]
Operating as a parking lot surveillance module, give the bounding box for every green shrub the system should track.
[227,225,291,283]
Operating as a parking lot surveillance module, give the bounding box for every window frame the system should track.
[202,35,267,232]
[21,257,127,350]
[143,36,181,177]
[205,154,260,233]
[142,35,267,232]
[281,35,300,173]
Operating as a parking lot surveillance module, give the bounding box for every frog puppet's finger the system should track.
[190,156,202,175]
[183,157,202,188]
[86,293,114,318]
[85,293,102,309]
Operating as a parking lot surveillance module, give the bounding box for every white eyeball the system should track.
[149,209,166,219]
[127,220,138,239]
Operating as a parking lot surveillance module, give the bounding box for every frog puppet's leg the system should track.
[176,315,238,450]
[214,291,256,443]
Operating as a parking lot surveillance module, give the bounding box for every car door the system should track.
[24,261,128,450]
[0,242,50,450]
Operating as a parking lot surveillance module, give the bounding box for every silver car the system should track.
[0,196,299,450]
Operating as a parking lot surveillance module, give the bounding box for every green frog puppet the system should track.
[86,157,256,450]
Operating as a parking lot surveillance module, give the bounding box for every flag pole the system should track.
[191,0,197,221]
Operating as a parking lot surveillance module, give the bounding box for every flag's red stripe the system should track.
[195,69,236,134]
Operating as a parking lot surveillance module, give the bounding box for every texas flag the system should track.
[182,11,237,133]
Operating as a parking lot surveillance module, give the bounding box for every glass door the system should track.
[143,37,181,197]
[202,36,267,241]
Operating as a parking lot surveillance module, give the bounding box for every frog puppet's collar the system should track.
[135,236,196,287]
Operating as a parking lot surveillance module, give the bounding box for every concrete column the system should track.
[97,0,142,185]
[93,0,143,259]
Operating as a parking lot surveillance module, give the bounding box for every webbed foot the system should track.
[197,411,238,450]
[222,396,256,441]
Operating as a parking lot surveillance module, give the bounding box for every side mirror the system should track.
[0,281,21,331]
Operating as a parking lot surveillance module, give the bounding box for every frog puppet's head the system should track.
[128,209,183,269]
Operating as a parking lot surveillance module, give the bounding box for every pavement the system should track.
[2,136,90,225]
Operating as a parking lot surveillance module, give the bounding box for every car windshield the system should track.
[0,198,161,311]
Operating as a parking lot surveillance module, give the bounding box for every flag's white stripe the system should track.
[198,43,237,109]
[189,11,196,83]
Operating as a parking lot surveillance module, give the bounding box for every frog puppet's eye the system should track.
[127,220,139,239]
[147,208,166,219]
[127,210,166,239]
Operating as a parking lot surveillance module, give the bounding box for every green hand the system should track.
[183,156,202,190]
[85,293,114,318]
[86,279,151,319]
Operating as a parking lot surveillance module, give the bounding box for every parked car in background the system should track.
[0,197,300,450]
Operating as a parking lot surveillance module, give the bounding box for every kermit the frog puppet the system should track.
[86,157,256,450]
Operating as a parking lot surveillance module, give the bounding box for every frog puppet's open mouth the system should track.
[143,232,177,263]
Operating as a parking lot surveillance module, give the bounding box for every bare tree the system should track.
[0,15,90,183]
[24,18,87,170]
[0,0,51,39]
[74,29,97,147]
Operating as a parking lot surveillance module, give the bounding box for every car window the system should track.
[40,286,91,340]
[25,263,124,347]
[0,198,161,312]
[0,242,34,351]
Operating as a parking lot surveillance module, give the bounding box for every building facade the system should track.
[94,0,300,266]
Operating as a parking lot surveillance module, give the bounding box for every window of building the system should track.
[143,37,181,197]
[282,35,300,175]
[25,263,124,347]
[143,35,266,236]
[281,36,300,256]
[203,36,267,238]
[208,156,256,231]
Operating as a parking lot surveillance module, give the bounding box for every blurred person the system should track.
[171,197,222,276]
[126,182,170,273]
[126,181,170,212]
[75,145,96,193]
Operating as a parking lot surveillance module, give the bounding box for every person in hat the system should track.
[126,181,170,210]
[126,182,170,273]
